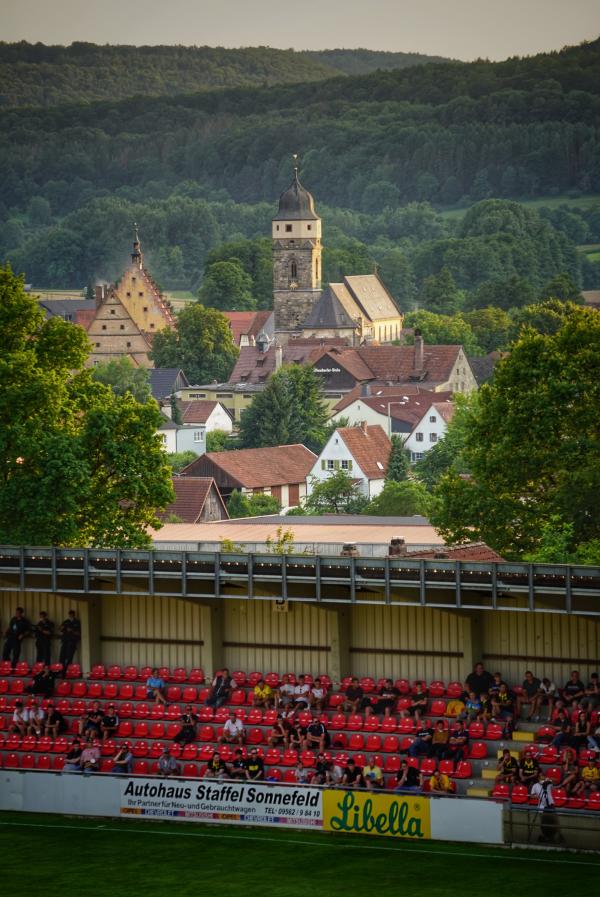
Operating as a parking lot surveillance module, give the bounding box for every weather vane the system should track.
[292,153,299,176]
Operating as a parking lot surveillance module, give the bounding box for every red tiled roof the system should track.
[337,425,392,479]
[431,401,455,424]
[335,389,451,426]
[76,308,96,330]
[324,345,463,386]
[157,477,228,524]
[408,543,505,562]
[223,311,273,346]
[182,444,317,488]
[228,343,334,386]
[179,400,219,424]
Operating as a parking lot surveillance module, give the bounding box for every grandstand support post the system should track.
[458,610,484,682]
[328,606,351,683]
[79,595,102,673]
[199,600,224,677]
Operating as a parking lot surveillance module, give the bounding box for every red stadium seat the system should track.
[188,669,205,684]
[282,750,298,767]
[468,722,485,738]
[139,667,153,681]
[248,672,263,687]
[181,744,198,760]
[158,668,170,682]
[182,687,197,703]
[72,682,87,698]
[134,686,147,701]
[428,681,446,697]
[380,717,397,733]
[5,752,19,768]
[90,665,106,680]
[56,681,71,697]
[247,709,263,725]
[552,787,568,807]
[0,679,8,694]
[119,702,133,719]
[511,785,529,804]
[103,683,118,700]
[198,744,214,762]
[36,754,52,770]
[107,665,122,681]
[485,723,504,740]
[132,761,149,775]
[231,689,246,705]
[385,755,401,773]
[124,666,138,681]
[348,733,364,751]
[331,733,347,749]
[183,763,198,777]
[14,662,29,676]
[330,713,346,730]
[172,668,187,684]
[567,797,586,809]
[134,722,149,737]
[134,703,149,719]
[264,748,281,766]
[454,760,472,779]
[265,673,279,688]
[20,753,35,769]
[150,705,166,720]
[438,759,455,776]
[53,756,65,771]
[150,722,165,739]
[132,741,149,758]
[587,793,600,811]
[199,725,215,742]
[491,784,510,800]
[246,728,264,745]
[101,759,115,773]
[9,680,25,694]
[150,741,166,758]
[382,736,399,753]
[66,664,81,679]
[166,687,181,702]
[397,718,415,734]
[88,683,102,699]
[52,737,68,753]
[545,766,562,784]
[446,682,463,698]
[118,684,134,700]
[365,734,382,752]
[232,671,247,686]
[420,758,436,776]
[347,714,363,731]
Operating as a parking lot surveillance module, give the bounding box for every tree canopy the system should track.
[91,356,151,403]
[150,302,239,385]
[304,470,368,515]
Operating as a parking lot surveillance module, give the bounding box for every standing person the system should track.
[516,671,542,722]
[34,612,54,665]
[59,610,80,675]
[531,773,562,844]
[3,607,31,668]
[205,669,232,709]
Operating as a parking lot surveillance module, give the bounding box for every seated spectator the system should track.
[276,674,295,709]
[25,664,55,698]
[205,669,232,709]
[395,760,421,793]
[205,751,229,780]
[10,700,29,736]
[44,702,67,738]
[158,748,180,778]
[362,756,384,790]
[342,758,364,789]
[252,678,273,709]
[459,692,482,724]
[113,743,133,775]
[587,719,600,753]
[519,748,540,790]
[465,662,494,698]
[303,717,330,752]
[495,749,519,784]
[219,710,245,747]
[228,749,247,779]
[268,715,289,749]
[101,704,119,742]
[429,720,450,760]
[146,668,167,705]
[579,757,599,795]
[311,752,334,786]
[372,679,400,718]
[173,705,199,745]
[488,672,505,700]
[63,738,84,773]
[288,723,304,753]
[294,761,311,784]
[551,721,573,751]
[538,678,559,720]
[448,720,469,761]
[571,711,591,750]
[551,703,570,727]
[404,681,429,722]
[491,683,515,726]
[79,701,103,739]
[561,751,580,795]
[516,671,542,722]
[581,673,599,712]
[292,674,311,711]
[343,677,365,714]
[408,721,434,758]
[310,677,327,711]
[560,671,585,708]
[478,692,493,723]
[244,748,264,781]
[428,770,453,794]
[26,700,45,737]
[80,735,101,775]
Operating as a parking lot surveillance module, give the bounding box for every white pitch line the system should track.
[0,819,599,867]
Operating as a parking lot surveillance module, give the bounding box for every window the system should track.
[126,342,131,348]
[138,292,144,297]
[316,259,319,280]
[102,325,107,330]
[307,224,312,231]
[160,434,167,444]
[64,314,73,322]
[411,452,424,462]
[429,433,438,443]
[143,306,148,312]
[95,342,100,348]
[189,393,206,399]
[193,431,203,443]
[150,323,155,329]
[290,261,297,279]
[276,225,280,231]
[415,432,424,442]
[429,415,436,423]
[285,224,292,233]
[341,459,353,470]
[126,292,131,297]
[216,393,233,398]
[327,459,335,470]
[120,324,125,330]
[110,309,115,315]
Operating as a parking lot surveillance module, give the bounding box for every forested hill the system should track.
[0,41,448,108]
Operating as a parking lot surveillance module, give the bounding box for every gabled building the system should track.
[223,310,274,347]
[302,275,403,345]
[308,424,392,500]
[330,387,452,436]
[404,400,456,462]
[158,477,228,524]
[149,369,190,402]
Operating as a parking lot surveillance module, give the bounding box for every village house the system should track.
[157,400,233,456]
[403,400,456,463]
[308,424,392,500]
[158,477,228,524]
[330,385,452,436]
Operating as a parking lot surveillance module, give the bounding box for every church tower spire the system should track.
[272,155,322,334]
[131,222,143,268]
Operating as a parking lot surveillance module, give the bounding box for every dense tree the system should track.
[166,451,197,473]
[0,264,173,547]
[226,490,280,518]
[204,238,272,308]
[418,267,463,315]
[364,480,432,516]
[431,306,600,557]
[91,357,152,404]
[403,310,480,355]
[149,303,238,385]
[539,273,583,303]
[463,307,512,353]
[206,429,233,453]
[510,298,584,337]
[198,260,255,311]
[385,436,411,483]
[468,276,536,311]
[304,471,368,515]
[414,396,473,490]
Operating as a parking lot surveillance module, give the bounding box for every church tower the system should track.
[272,162,322,334]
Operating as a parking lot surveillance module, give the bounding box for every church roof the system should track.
[273,170,319,221]
[342,274,402,321]
[303,287,360,330]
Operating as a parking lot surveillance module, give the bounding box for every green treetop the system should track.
[150,302,239,385]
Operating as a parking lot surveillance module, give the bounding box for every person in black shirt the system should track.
[395,761,421,792]
[561,671,585,707]
[312,753,334,785]
[3,607,31,667]
[519,749,540,789]
[44,703,67,737]
[495,748,519,784]
[228,749,247,779]
[26,664,55,698]
[342,758,364,788]
[79,701,103,738]
[343,678,365,714]
[303,719,330,752]
[465,663,494,698]
[173,706,199,744]
[34,612,54,665]
[372,679,400,717]
[59,610,81,675]
[205,751,228,779]
[206,669,232,709]
[408,723,434,758]
[63,738,84,773]
[101,704,119,742]
[244,749,264,780]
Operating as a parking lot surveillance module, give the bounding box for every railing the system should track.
[0,546,599,614]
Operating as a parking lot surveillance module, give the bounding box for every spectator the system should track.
[101,704,119,742]
[561,750,580,795]
[448,720,469,761]
[292,675,311,711]
[588,719,600,753]
[408,721,434,758]
[63,738,84,773]
[158,748,180,778]
[219,710,245,747]
[113,743,133,775]
[58,610,80,676]
[488,672,505,700]
[428,770,453,794]
[80,735,101,775]
[465,662,494,697]
[303,717,330,752]
[294,761,311,784]
[2,607,30,668]
[312,752,334,785]
[33,612,54,665]
[276,674,295,709]
[581,673,599,712]
[571,711,591,750]
[372,679,400,718]
[310,677,327,711]
[11,700,29,735]
[495,748,519,784]
[288,722,304,753]
[145,668,167,705]
[342,758,364,789]
[173,705,199,745]
[459,691,482,723]
[538,678,559,720]
[228,749,247,779]
[79,700,103,739]
[206,669,232,709]
[268,715,289,749]
[362,756,384,790]
[531,773,561,843]
[519,748,540,790]
[205,751,229,780]
[252,678,273,709]
[342,677,365,714]
[429,720,450,760]
[560,671,585,708]
[578,757,599,795]
[551,721,573,752]
[404,681,429,723]
[26,663,55,698]
[516,671,542,722]
[44,702,67,737]
[244,748,264,780]
[478,691,493,723]
[491,683,515,727]
[551,703,570,727]
[395,760,421,793]
[27,700,45,737]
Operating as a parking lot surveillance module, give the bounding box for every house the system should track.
[403,401,456,462]
[308,424,391,500]
[157,415,179,454]
[157,400,233,456]
[38,297,96,327]
[178,401,233,434]
[223,310,274,347]
[158,477,228,524]
[330,386,451,436]
[149,368,190,401]
[180,444,317,508]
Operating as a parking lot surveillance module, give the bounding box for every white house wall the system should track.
[206,405,234,433]
[404,406,449,463]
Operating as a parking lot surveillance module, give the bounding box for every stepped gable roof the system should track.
[149,368,189,401]
[342,274,402,321]
[179,400,221,425]
[408,542,504,562]
[183,444,317,488]
[158,477,228,524]
[337,425,392,479]
[274,169,319,221]
[228,343,335,386]
[303,286,360,330]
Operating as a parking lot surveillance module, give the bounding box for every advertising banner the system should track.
[323,789,431,840]
[119,778,323,829]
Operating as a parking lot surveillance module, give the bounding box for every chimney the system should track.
[275,342,283,371]
[414,329,424,372]
[94,284,104,306]
[360,421,368,434]
[360,383,371,397]
[162,400,172,420]
[388,538,407,557]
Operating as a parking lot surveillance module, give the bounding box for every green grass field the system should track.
[1,811,598,897]
[437,193,600,221]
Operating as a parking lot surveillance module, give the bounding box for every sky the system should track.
[3,0,600,60]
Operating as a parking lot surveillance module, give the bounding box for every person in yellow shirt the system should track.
[253,678,273,709]
[362,756,384,790]
[428,770,453,794]
[574,758,600,796]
